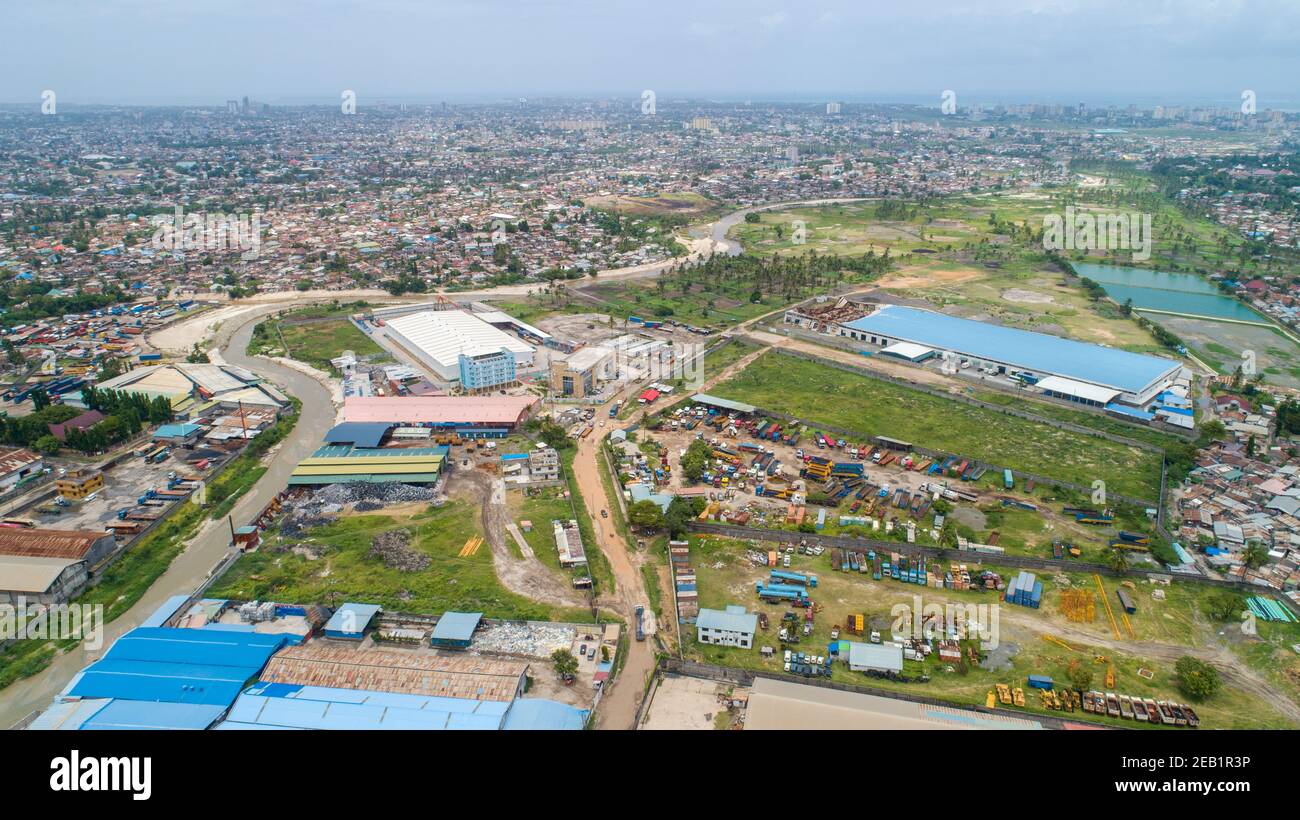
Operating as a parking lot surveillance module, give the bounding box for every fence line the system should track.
[656,657,1095,731]
[686,521,1296,607]
[745,329,1194,445]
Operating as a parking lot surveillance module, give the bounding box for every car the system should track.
[579,644,587,657]
[600,509,608,518]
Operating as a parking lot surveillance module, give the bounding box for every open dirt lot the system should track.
[641,674,746,730]
[877,265,987,289]
[148,303,268,353]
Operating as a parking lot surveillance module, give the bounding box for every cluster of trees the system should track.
[655,246,893,308]
[0,403,81,452]
[18,387,178,455]
[1174,655,1221,701]
[0,282,127,326]
[1275,400,1300,437]
[678,439,713,482]
[81,386,173,422]
[524,417,573,450]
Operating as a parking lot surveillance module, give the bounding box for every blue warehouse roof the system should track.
[502,698,590,730]
[324,603,382,635]
[842,306,1179,393]
[431,611,483,643]
[323,422,393,449]
[218,682,513,730]
[154,423,203,438]
[67,627,290,707]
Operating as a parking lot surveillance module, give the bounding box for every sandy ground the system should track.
[878,265,987,289]
[641,675,744,730]
[1002,288,1054,304]
[148,303,268,353]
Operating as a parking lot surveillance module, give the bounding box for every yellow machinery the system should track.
[1042,634,1080,652]
[1093,574,1123,639]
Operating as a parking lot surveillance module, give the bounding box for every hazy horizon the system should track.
[4,0,1300,108]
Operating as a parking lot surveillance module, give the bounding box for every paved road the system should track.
[0,306,335,728]
[1,196,881,726]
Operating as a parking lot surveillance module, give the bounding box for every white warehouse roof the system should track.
[880,341,934,361]
[1034,375,1121,405]
[386,310,534,370]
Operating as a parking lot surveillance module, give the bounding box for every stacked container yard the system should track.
[1005,571,1042,608]
[669,540,699,623]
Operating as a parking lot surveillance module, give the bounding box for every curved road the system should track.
[0,196,876,727]
[0,306,334,728]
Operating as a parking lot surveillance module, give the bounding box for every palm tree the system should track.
[1104,546,1128,573]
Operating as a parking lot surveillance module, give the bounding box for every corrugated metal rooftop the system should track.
[843,305,1179,393]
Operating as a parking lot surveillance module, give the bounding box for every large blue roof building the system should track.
[838,305,1181,407]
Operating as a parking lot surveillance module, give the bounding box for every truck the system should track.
[754,583,809,605]
[770,569,818,588]
[609,402,619,418]
[635,606,645,641]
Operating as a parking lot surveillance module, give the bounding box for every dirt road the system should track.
[458,470,588,609]
[567,383,662,728]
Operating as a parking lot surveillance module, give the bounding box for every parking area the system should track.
[37,448,221,537]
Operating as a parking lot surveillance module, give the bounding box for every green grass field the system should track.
[247,303,390,371]
[711,351,1163,500]
[207,499,591,622]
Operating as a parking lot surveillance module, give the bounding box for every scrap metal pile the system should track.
[473,622,578,658]
[368,528,431,572]
[314,482,440,506]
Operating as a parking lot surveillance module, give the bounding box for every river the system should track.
[0,308,335,728]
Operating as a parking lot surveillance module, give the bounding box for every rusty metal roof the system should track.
[0,446,41,476]
[0,528,111,559]
[259,642,528,702]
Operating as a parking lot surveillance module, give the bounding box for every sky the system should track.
[4,0,1300,107]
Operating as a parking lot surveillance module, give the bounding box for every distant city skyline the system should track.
[4,0,1300,107]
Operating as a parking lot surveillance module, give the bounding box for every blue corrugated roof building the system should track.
[842,305,1179,396]
[502,698,590,730]
[66,627,291,709]
[324,603,382,639]
[217,682,513,730]
[323,422,393,449]
[430,611,482,648]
